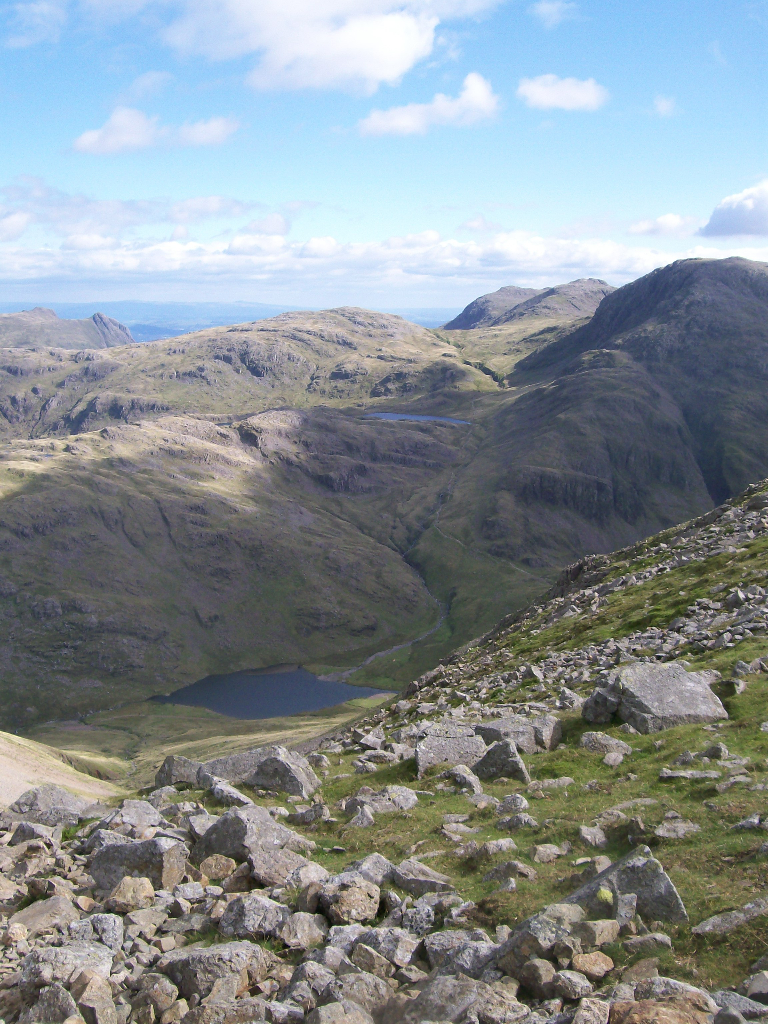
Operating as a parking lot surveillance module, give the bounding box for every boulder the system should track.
[249,844,314,887]
[218,892,291,940]
[327,972,391,1017]
[9,784,89,827]
[10,895,79,938]
[71,970,117,1024]
[415,731,487,778]
[104,876,156,913]
[199,854,237,880]
[342,786,418,817]
[281,912,329,949]
[580,733,633,756]
[203,747,279,785]
[473,740,531,783]
[155,755,204,788]
[475,714,562,753]
[20,942,113,995]
[192,804,312,863]
[307,1003,374,1024]
[157,941,271,998]
[563,845,688,923]
[610,999,712,1024]
[98,800,163,832]
[392,858,454,896]
[347,854,395,887]
[385,973,510,1024]
[318,878,381,924]
[89,837,187,891]
[356,927,420,967]
[245,747,320,799]
[19,982,78,1024]
[440,764,484,794]
[582,663,726,733]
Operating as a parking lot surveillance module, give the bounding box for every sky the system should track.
[2,0,768,309]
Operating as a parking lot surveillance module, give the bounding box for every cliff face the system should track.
[0,307,135,349]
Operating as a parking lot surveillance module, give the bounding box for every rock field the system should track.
[2,483,768,1024]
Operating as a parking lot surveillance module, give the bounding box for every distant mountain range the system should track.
[443,278,614,329]
[0,257,766,732]
[0,307,134,349]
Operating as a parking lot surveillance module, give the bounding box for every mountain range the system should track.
[0,307,134,349]
[0,257,766,735]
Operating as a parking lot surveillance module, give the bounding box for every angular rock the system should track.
[20,942,113,995]
[10,784,89,827]
[199,854,237,880]
[563,845,688,922]
[157,941,271,998]
[192,804,311,864]
[89,837,187,891]
[440,765,484,794]
[580,733,632,756]
[218,892,291,940]
[634,977,718,1014]
[327,972,391,1017]
[582,663,727,734]
[415,732,487,778]
[71,971,117,1024]
[281,912,329,949]
[692,897,768,937]
[19,982,78,1024]
[654,819,701,840]
[519,957,557,997]
[551,969,593,1001]
[573,997,611,1024]
[98,800,163,831]
[356,927,420,967]
[392,858,454,896]
[475,714,562,754]
[579,825,608,849]
[104,876,155,913]
[318,878,381,924]
[572,952,614,981]
[573,919,621,946]
[10,895,79,938]
[245,747,320,799]
[473,740,531,783]
[249,844,312,887]
[155,755,204,788]
[203,747,279,785]
[343,785,418,817]
[609,998,712,1024]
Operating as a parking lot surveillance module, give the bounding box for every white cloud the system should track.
[5,0,67,47]
[73,108,239,154]
[9,0,505,92]
[0,178,257,238]
[0,212,32,241]
[459,214,503,232]
[628,213,698,237]
[359,73,498,135]
[73,108,162,155]
[700,179,768,237]
[244,213,289,235]
[517,74,608,111]
[176,116,239,146]
[123,71,174,101]
[529,1,576,29]
[653,95,675,117]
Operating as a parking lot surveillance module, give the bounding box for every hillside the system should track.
[5,477,768,1024]
[3,260,768,729]
[0,307,134,349]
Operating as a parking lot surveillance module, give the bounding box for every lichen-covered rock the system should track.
[218,892,292,940]
[318,877,381,924]
[20,942,113,995]
[245,747,320,799]
[10,895,80,938]
[473,740,531,783]
[391,858,454,896]
[192,804,312,864]
[157,941,272,998]
[155,754,203,788]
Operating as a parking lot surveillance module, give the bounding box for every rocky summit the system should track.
[1,476,768,1024]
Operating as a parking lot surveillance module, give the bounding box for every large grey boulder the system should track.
[342,786,418,817]
[392,858,454,896]
[203,746,278,784]
[20,942,113,995]
[384,973,519,1024]
[245,747,320,799]
[473,740,530,783]
[154,755,203,788]
[191,803,312,863]
[249,843,315,887]
[9,784,89,826]
[88,837,187,891]
[475,714,561,753]
[563,844,688,922]
[157,940,272,998]
[582,662,726,733]
[218,892,291,940]
[97,800,163,832]
[415,729,487,778]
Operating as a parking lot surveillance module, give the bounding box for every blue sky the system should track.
[2,0,768,308]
